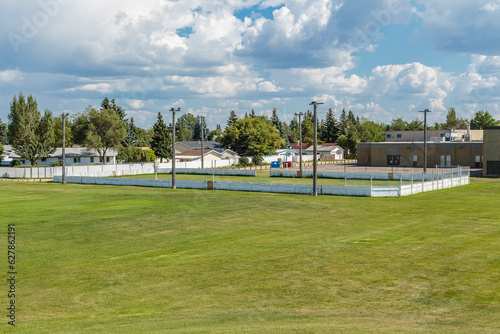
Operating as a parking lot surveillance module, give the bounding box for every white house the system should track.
[4,145,118,166]
[305,143,345,160]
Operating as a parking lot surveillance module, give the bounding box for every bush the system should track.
[118,147,156,163]
[9,160,20,167]
[252,155,264,166]
[239,157,249,166]
[51,161,62,167]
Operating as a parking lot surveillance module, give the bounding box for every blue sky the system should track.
[1,0,499,129]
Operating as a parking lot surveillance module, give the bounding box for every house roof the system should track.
[176,141,221,150]
[176,149,223,158]
[305,144,344,152]
[290,143,308,150]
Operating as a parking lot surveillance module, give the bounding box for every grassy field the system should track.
[122,171,409,187]
[1,178,499,333]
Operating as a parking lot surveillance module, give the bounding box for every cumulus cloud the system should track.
[416,0,500,54]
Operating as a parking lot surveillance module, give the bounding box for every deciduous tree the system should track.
[8,92,56,166]
[85,108,127,165]
[220,116,283,156]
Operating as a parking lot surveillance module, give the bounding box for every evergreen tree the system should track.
[250,109,256,118]
[193,117,209,141]
[8,93,56,166]
[319,119,326,141]
[150,112,172,162]
[470,110,496,129]
[176,113,197,141]
[323,108,339,143]
[338,108,348,136]
[123,117,138,147]
[0,118,8,145]
[288,117,299,143]
[270,108,287,147]
[227,111,238,128]
[100,97,111,110]
[111,98,127,121]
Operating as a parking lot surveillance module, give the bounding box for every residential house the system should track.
[3,145,118,166]
[305,143,345,160]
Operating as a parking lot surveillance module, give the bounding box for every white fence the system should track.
[0,159,236,178]
[53,166,469,197]
[158,168,256,176]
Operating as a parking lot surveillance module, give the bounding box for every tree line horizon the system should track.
[1,92,498,165]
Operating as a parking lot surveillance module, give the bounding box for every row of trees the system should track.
[3,92,498,164]
[5,93,157,165]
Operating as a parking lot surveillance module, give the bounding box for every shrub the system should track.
[252,155,264,166]
[239,157,249,166]
[9,160,20,167]
[51,161,62,167]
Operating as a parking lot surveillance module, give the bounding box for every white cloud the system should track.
[0,69,21,82]
[416,1,500,54]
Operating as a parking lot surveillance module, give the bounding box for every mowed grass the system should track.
[122,170,407,187]
[1,178,499,333]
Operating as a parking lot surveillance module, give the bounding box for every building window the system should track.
[99,158,103,163]
[106,157,111,163]
[396,134,402,138]
[90,157,94,163]
[41,157,47,162]
[73,158,81,163]
[447,155,451,166]
[413,154,418,167]
[386,134,392,139]
[20,160,25,164]
[441,155,445,166]
[475,155,482,168]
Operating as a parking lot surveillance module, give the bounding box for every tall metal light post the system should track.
[61,113,69,184]
[419,109,431,173]
[310,101,323,196]
[294,112,304,176]
[170,108,181,189]
[198,115,205,169]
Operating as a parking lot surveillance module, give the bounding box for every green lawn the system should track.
[123,171,408,187]
[1,179,499,333]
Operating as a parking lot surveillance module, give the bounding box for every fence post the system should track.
[411,173,413,195]
[422,172,424,192]
[399,174,402,197]
[370,174,373,197]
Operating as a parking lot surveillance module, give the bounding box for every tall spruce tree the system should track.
[227,111,238,128]
[0,118,8,145]
[323,108,339,143]
[150,112,172,162]
[8,93,56,165]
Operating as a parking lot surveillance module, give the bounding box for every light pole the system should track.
[310,101,323,196]
[198,115,205,169]
[170,108,181,189]
[419,109,431,173]
[294,112,304,177]
[61,113,69,184]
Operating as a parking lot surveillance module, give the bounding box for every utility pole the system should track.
[310,101,323,196]
[62,113,68,184]
[170,108,181,189]
[294,112,304,176]
[419,109,431,173]
[198,115,205,169]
